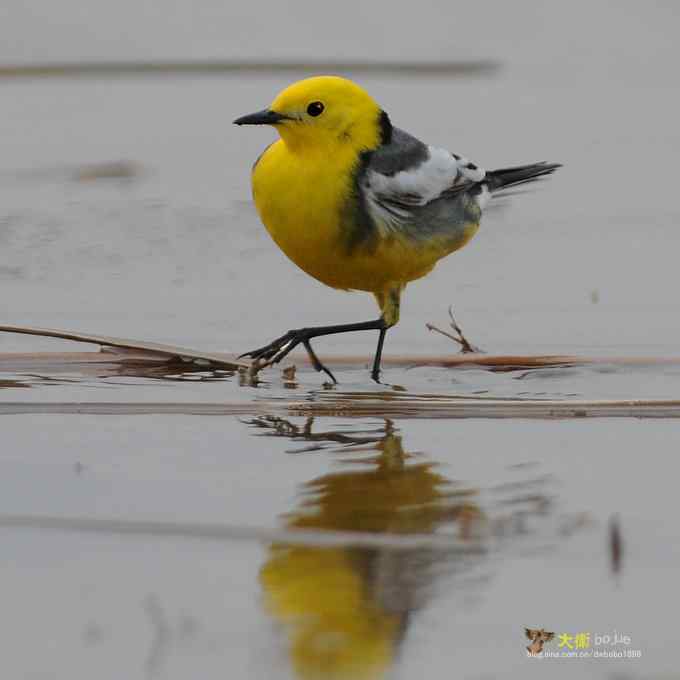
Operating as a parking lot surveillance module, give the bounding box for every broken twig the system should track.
[426,306,481,354]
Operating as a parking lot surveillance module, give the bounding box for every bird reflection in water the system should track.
[251,417,489,680]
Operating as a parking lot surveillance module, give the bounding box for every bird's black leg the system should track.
[302,339,337,383]
[240,318,388,380]
[371,327,388,383]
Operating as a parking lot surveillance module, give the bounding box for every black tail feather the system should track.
[485,162,561,192]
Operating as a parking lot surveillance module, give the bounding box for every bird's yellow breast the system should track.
[252,140,478,294]
[253,140,351,286]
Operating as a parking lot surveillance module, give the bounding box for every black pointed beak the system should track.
[233,109,289,126]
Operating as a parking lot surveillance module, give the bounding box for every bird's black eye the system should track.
[307,101,324,117]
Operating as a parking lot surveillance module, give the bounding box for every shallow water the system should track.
[2,1,680,678]
[2,413,678,678]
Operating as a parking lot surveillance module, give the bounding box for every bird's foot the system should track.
[239,330,298,363]
[239,329,337,383]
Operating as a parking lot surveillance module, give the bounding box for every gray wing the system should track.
[360,127,487,237]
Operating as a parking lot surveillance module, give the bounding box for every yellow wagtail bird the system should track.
[235,76,560,383]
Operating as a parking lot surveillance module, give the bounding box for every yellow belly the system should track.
[252,140,478,293]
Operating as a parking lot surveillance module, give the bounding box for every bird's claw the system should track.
[239,329,337,383]
[239,331,296,363]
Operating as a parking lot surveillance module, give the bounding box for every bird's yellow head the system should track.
[234,76,390,153]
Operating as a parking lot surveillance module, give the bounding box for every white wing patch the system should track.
[364,145,486,231]
[475,184,492,210]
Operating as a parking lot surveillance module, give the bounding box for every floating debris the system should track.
[281,364,297,388]
[73,160,142,182]
[609,514,623,576]
[426,306,482,354]
[0,59,501,80]
[0,324,246,371]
